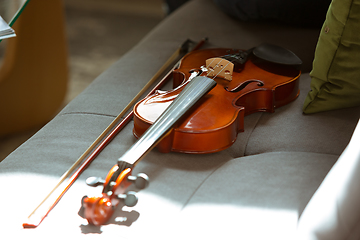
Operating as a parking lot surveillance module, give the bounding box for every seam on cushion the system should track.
[180,161,228,211]
[179,151,338,211]
[245,151,340,162]
[243,112,263,157]
[59,112,118,118]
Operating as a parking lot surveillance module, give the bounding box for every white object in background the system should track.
[297,119,360,240]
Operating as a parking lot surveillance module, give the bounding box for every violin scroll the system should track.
[82,166,149,226]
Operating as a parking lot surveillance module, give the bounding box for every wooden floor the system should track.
[0,0,164,161]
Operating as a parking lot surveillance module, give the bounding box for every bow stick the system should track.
[23,38,208,228]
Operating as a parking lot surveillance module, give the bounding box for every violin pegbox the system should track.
[82,167,149,226]
[205,57,234,81]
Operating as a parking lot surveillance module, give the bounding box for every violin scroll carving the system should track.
[82,167,149,226]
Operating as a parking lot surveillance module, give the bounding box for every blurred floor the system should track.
[0,0,164,161]
[64,0,164,103]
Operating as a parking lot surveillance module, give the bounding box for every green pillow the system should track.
[303,0,360,114]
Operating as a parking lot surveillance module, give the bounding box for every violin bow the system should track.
[23,38,208,228]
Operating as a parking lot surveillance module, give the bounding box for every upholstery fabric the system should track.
[246,74,360,157]
[174,152,337,239]
[297,120,360,240]
[303,0,360,114]
[0,0,359,239]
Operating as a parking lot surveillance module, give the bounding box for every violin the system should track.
[82,45,301,225]
[133,47,301,153]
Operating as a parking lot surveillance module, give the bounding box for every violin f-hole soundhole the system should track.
[225,80,264,92]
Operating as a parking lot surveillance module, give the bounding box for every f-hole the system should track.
[225,79,264,92]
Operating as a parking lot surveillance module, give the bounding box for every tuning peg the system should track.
[86,176,105,187]
[117,191,138,207]
[127,173,149,190]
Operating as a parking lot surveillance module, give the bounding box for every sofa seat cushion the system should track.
[0,0,359,239]
[245,74,360,157]
[172,152,337,239]
[0,147,337,238]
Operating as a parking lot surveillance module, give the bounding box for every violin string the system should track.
[213,60,233,79]
[205,58,222,78]
[204,57,217,72]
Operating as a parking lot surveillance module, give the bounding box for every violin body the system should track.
[133,48,300,154]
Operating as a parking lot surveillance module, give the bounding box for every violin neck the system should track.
[118,76,217,168]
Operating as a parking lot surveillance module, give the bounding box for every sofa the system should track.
[1,0,360,239]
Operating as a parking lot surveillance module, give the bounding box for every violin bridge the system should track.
[205,57,234,81]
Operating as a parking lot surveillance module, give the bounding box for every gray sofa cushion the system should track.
[0,150,337,239]
[245,74,360,157]
[1,0,359,238]
[173,152,337,239]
